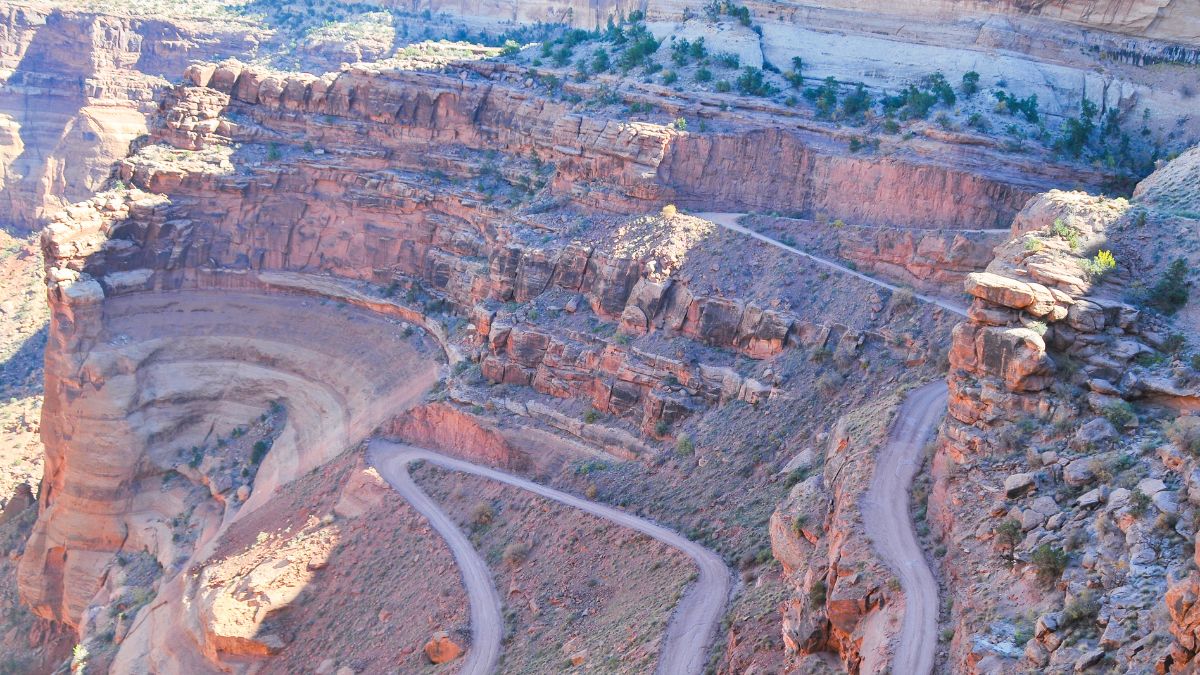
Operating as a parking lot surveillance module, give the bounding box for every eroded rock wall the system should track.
[0,3,258,229]
[932,148,1200,672]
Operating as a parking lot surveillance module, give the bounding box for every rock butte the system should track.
[0,0,1199,674]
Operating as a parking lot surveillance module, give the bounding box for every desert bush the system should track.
[676,433,694,455]
[500,39,521,56]
[841,83,872,117]
[1050,218,1081,249]
[807,579,827,607]
[1031,544,1068,583]
[816,371,845,395]
[471,502,495,527]
[735,67,776,96]
[251,439,272,464]
[1129,489,1152,516]
[1102,400,1136,428]
[803,76,839,117]
[1082,249,1117,278]
[1165,415,1200,456]
[790,516,808,537]
[502,541,530,566]
[1061,590,1100,628]
[891,287,915,309]
[1148,258,1190,314]
[961,71,980,96]
[995,519,1022,557]
[784,56,804,88]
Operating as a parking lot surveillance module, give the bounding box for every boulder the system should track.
[1063,458,1096,487]
[1005,473,1036,498]
[1072,418,1116,448]
[424,631,463,664]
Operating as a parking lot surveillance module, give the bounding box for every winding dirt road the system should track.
[368,440,732,675]
[696,212,969,318]
[861,382,948,675]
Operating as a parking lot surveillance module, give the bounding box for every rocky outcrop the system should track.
[0,4,260,229]
[386,403,531,470]
[770,397,903,673]
[932,148,1200,672]
[941,189,1137,463]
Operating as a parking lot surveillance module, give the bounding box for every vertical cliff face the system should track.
[0,5,259,229]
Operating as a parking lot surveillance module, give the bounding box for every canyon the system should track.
[0,0,1198,673]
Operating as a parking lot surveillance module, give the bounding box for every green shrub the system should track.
[1129,489,1152,516]
[251,439,272,464]
[791,514,807,535]
[1148,258,1190,314]
[1051,218,1082,250]
[1102,401,1136,428]
[591,48,610,72]
[1062,590,1100,628]
[676,433,694,455]
[500,39,521,56]
[735,67,777,96]
[1030,544,1068,583]
[784,56,804,88]
[695,67,713,82]
[807,580,827,607]
[784,467,811,488]
[840,83,872,117]
[803,76,839,117]
[1164,332,1187,354]
[961,71,980,96]
[995,519,1022,556]
[583,409,599,424]
[714,52,740,69]
[715,79,731,93]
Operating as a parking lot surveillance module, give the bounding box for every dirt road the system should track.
[861,382,948,675]
[369,444,504,675]
[696,212,969,318]
[368,441,733,675]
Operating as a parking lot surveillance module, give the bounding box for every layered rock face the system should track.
[932,147,1200,672]
[14,3,1198,666]
[17,49,1064,668]
[769,395,907,673]
[92,56,1053,439]
[425,0,1200,134]
[0,3,259,229]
